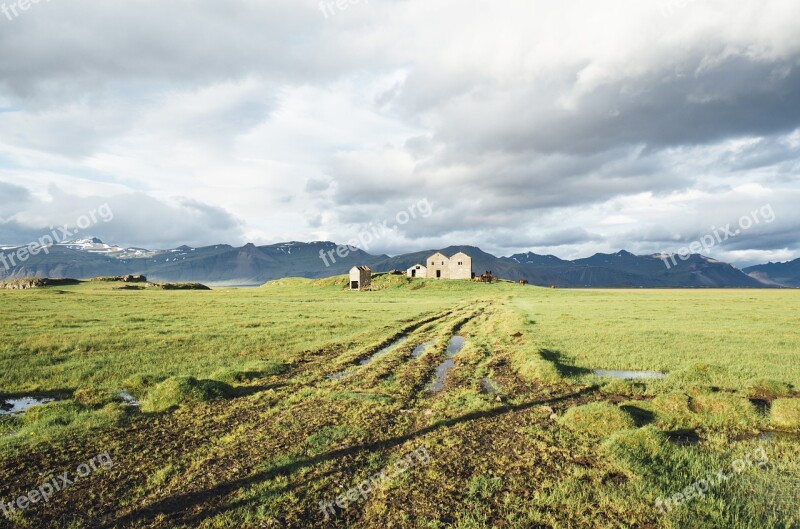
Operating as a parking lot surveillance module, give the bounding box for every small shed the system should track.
[349,266,372,290]
[407,264,427,279]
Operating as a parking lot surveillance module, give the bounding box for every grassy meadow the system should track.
[0,275,798,528]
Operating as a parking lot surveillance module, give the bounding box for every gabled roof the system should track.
[351,265,371,272]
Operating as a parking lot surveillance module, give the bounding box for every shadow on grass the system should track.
[0,389,74,400]
[620,404,656,427]
[98,387,598,528]
[540,349,592,378]
[664,429,701,446]
[233,384,284,398]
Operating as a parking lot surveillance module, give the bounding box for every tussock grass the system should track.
[559,402,636,437]
[141,377,235,413]
[600,379,647,398]
[771,398,800,430]
[73,387,121,407]
[747,378,792,400]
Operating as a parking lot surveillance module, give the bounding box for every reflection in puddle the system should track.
[428,336,466,392]
[359,336,408,365]
[119,392,140,407]
[411,341,434,359]
[0,397,55,416]
[594,369,666,380]
[329,336,412,380]
[327,369,353,381]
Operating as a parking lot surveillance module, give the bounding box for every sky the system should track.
[0,0,799,266]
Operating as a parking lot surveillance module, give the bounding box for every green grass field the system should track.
[0,276,798,528]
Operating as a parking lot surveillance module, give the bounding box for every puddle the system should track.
[327,370,354,381]
[119,392,140,407]
[428,336,466,392]
[0,397,55,416]
[359,336,408,366]
[594,369,666,380]
[446,336,466,356]
[481,378,501,395]
[329,336,412,380]
[411,341,434,359]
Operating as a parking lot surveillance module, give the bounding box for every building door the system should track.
[436,270,441,278]
[351,281,359,289]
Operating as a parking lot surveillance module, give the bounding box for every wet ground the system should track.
[594,369,667,380]
[0,396,55,416]
[428,336,466,392]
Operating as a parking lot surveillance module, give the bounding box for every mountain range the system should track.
[0,238,796,288]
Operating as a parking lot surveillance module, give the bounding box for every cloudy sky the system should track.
[1,0,799,266]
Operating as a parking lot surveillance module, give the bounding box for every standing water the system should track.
[0,397,56,416]
[359,336,408,365]
[428,336,466,392]
[594,369,666,380]
[411,341,434,359]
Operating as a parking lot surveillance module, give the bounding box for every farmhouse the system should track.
[449,252,472,280]
[409,251,473,280]
[349,266,371,290]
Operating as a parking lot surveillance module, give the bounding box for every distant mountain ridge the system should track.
[743,259,800,287]
[0,238,785,288]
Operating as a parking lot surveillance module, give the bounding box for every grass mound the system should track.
[90,275,147,283]
[747,378,791,400]
[73,387,121,408]
[771,399,800,430]
[311,275,349,288]
[558,402,635,437]
[600,379,646,398]
[122,374,162,397]
[603,426,675,477]
[668,363,727,386]
[644,391,761,432]
[142,377,235,412]
[311,272,412,290]
[368,272,412,290]
[152,282,211,290]
[0,277,81,289]
[262,277,315,288]
[690,392,761,431]
[7,401,129,447]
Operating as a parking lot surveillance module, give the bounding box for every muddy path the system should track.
[0,301,612,529]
